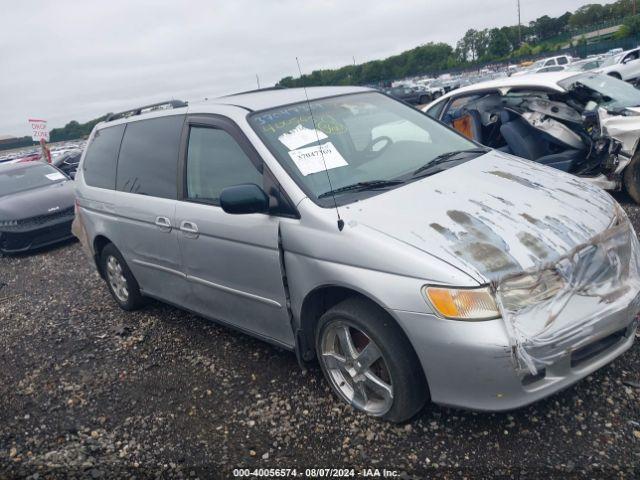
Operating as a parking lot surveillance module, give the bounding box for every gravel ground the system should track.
[1,195,639,479]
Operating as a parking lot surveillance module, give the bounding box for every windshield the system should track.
[249,92,478,206]
[0,163,66,197]
[601,54,622,67]
[559,72,640,110]
[531,59,546,69]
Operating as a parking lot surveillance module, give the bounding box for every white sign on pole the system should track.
[29,118,49,142]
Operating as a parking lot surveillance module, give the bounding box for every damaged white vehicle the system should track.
[423,71,640,202]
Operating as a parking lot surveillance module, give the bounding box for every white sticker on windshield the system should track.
[278,124,328,150]
[46,172,66,181]
[288,142,348,176]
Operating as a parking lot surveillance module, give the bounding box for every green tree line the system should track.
[278,0,640,88]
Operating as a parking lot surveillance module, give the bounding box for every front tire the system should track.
[315,297,428,422]
[100,243,145,311]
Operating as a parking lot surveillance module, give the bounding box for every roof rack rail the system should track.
[105,100,188,122]
[222,86,286,98]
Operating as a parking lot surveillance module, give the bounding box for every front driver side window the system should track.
[186,127,262,205]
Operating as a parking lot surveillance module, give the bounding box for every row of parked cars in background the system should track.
[383,46,640,105]
[0,141,84,178]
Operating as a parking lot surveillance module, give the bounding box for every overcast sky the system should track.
[2,0,601,136]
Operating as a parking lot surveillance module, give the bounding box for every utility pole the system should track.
[517,0,522,45]
[256,74,260,89]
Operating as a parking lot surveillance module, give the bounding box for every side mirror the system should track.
[220,184,269,215]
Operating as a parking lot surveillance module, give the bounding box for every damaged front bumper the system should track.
[393,307,636,411]
[497,210,640,375]
[392,208,640,411]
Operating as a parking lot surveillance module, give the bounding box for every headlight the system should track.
[498,269,564,311]
[423,286,500,320]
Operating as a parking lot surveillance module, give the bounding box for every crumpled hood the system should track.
[0,180,74,221]
[345,151,618,283]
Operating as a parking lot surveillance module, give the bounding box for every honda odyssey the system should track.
[73,88,640,422]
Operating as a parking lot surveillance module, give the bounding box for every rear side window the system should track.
[83,124,125,189]
[557,56,568,65]
[116,115,184,199]
[186,127,262,205]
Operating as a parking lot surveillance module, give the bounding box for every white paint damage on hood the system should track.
[351,151,617,284]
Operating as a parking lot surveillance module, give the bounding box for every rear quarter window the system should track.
[115,115,184,199]
[83,124,125,189]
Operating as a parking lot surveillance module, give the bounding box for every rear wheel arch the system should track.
[608,71,622,79]
[93,235,113,278]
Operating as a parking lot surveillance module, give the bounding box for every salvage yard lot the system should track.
[1,196,639,479]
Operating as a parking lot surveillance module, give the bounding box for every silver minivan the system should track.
[74,88,640,422]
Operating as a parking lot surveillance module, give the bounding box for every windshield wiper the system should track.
[317,179,404,198]
[412,148,489,177]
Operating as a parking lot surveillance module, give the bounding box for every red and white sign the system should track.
[29,118,49,142]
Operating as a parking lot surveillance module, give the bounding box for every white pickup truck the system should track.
[511,55,574,76]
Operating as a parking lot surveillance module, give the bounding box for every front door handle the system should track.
[155,216,172,231]
[180,220,199,236]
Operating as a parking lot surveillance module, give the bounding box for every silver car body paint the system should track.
[74,87,640,411]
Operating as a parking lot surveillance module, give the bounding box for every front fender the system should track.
[285,251,435,329]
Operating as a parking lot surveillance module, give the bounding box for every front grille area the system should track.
[16,207,75,228]
[522,368,546,386]
[570,328,627,368]
[0,218,74,252]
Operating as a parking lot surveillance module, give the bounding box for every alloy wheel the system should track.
[106,255,129,303]
[320,320,393,416]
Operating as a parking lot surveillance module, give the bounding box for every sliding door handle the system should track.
[180,220,199,235]
[155,216,172,231]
